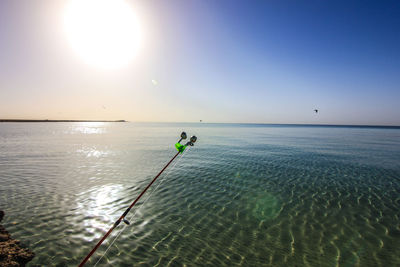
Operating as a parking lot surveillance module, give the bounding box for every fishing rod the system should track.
[78,132,197,267]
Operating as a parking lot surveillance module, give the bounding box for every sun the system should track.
[64,0,141,69]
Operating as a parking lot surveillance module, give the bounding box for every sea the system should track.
[0,122,399,266]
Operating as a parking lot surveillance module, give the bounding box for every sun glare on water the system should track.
[64,0,141,69]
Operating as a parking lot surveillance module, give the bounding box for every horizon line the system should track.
[1,119,399,128]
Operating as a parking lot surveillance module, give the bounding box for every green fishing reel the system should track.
[175,131,197,153]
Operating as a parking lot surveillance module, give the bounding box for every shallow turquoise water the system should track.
[0,122,399,266]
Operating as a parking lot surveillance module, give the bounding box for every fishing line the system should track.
[126,147,191,228]
[79,132,197,266]
[93,147,191,266]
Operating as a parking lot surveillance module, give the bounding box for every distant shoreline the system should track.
[0,119,126,122]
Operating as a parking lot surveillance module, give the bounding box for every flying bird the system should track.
[314,109,318,113]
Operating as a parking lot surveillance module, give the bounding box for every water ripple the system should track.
[0,123,399,266]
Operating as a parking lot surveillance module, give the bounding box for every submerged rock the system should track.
[0,210,34,266]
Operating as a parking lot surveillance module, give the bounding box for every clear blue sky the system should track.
[0,0,399,125]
